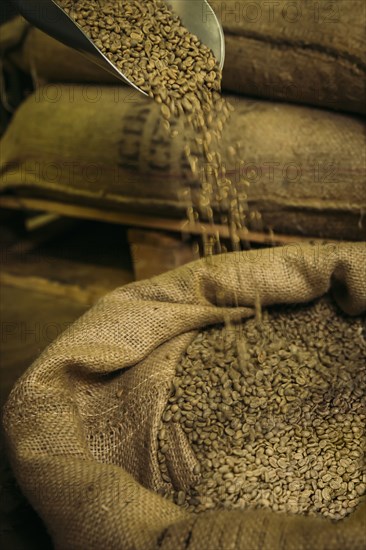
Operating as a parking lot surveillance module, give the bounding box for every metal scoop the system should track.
[9,0,225,96]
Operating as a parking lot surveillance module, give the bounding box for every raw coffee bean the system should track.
[157,297,365,519]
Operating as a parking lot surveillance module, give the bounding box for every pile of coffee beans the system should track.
[157,298,366,520]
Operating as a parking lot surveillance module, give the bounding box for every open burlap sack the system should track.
[2,0,365,114]
[3,242,366,549]
[1,85,365,240]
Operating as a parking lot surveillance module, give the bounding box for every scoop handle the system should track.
[7,0,146,92]
[8,0,97,53]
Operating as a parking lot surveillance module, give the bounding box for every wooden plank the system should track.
[128,229,197,280]
[1,232,134,304]
[0,272,104,305]
[0,195,337,245]
[1,247,133,289]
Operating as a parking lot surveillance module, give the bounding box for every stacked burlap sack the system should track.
[0,0,366,240]
[3,242,366,549]
[0,84,365,240]
[0,1,365,241]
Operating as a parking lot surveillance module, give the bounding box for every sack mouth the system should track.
[3,243,365,549]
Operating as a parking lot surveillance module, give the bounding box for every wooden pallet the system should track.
[0,195,337,244]
[0,195,338,284]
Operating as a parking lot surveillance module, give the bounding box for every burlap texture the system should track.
[220,0,366,114]
[1,85,365,241]
[0,16,29,52]
[2,0,365,113]
[3,242,366,550]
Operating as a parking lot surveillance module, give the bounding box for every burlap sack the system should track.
[3,242,366,549]
[0,15,29,52]
[220,0,366,114]
[0,16,116,85]
[1,85,365,241]
[3,0,366,113]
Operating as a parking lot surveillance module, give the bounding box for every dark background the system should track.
[0,1,17,25]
